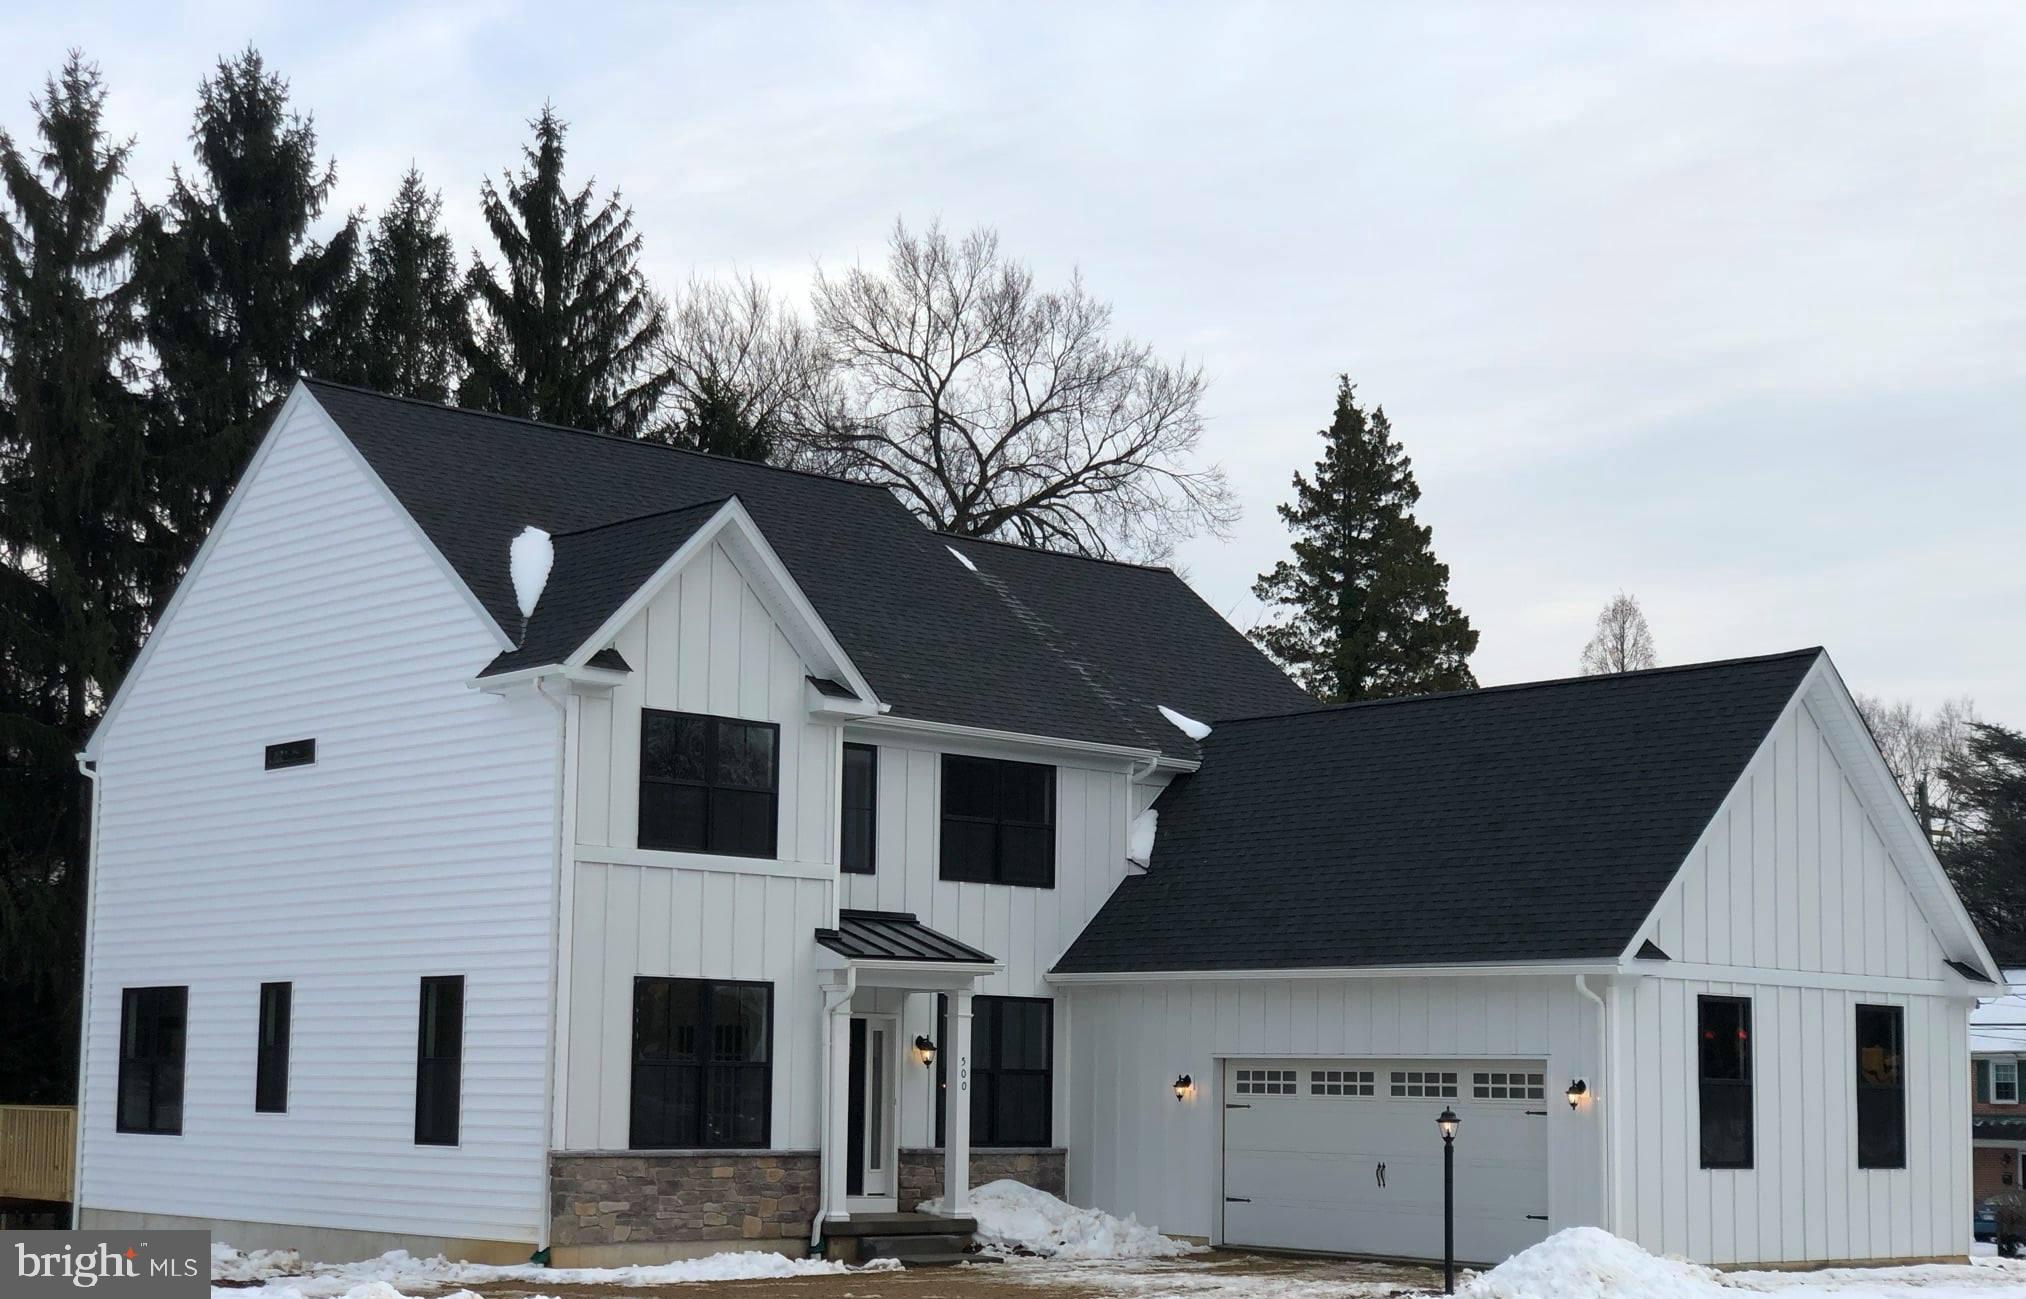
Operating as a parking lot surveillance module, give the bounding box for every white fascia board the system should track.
[855,712,1179,771]
[1046,960,1623,985]
[471,663,629,694]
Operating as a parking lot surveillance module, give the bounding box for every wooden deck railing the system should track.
[0,1105,75,1203]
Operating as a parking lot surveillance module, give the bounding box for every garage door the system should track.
[1221,1059,1551,1263]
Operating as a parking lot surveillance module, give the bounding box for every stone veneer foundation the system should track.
[549,1148,1067,1256]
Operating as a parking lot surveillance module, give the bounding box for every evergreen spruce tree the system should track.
[352,167,468,401]
[1251,377,1478,701]
[134,47,358,609]
[461,107,667,434]
[0,53,151,1102]
[1938,723,2026,963]
[669,369,777,461]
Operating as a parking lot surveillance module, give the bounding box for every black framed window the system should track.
[264,738,315,769]
[631,977,773,1149]
[841,743,877,875]
[117,986,186,1135]
[640,711,779,858]
[1697,995,1752,1169]
[936,995,1052,1148]
[255,981,291,1114]
[1856,1004,1906,1169]
[939,756,1055,887]
[414,976,462,1146]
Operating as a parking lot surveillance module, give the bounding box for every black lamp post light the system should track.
[1437,1106,1460,1294]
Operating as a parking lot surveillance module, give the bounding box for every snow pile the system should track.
[1128,808,1158,864]
[1157,704,1212,740]
[210,1243,894,1298]
[946,544,979,573]
[1458,1228,1722,1299]
[919,1179,1201,1260]
[510,525,553,619]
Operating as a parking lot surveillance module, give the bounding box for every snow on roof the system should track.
[1128,808,1158,865]
[1157,704,1212,740]
[1971,969,2026,1055]
[945,544,978,573]
[510,526,553,620]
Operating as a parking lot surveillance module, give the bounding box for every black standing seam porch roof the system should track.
[305,380,1314,760]
[1054,649,1825,973]
[816,910,998,964]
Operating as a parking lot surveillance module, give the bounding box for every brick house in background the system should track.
[1973,972,2026,1199]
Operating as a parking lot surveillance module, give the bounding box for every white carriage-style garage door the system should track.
[1221,1059,1551,1263]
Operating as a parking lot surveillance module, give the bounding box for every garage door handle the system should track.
[1225,1103,1251,1110]
[1526,1215,1548,1221]
[1525,1109,1547,1116]
[1376,1161,1386,1188]
[1225,1196,1252,1203]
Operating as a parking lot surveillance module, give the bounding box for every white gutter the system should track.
[1048,961,1623,985]
[1575,975,1612,1233]
[71,753,102,1216]
[533,677,572,1254]
[854,713,1190,771]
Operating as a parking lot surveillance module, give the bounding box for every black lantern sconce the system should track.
[914,1035,937,1068]
[1566,1078,1588,1110]
[1173,1074,1193,1102]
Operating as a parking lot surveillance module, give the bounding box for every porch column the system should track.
[943,988,974,1215]
[824,992,852,1222]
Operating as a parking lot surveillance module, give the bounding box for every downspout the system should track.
[534,677,571,1257]
[72,754,103,1222]
[811,968,858,1247]
[1574,975,1611,1233]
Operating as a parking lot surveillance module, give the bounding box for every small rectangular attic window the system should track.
[265,738,316,770]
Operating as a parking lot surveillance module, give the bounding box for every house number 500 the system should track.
[958,1057,969,1092]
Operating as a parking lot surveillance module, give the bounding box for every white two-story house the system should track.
[74,380,2001,1268]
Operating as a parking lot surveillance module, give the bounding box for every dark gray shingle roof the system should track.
[307,381,1306,757]
[1054,649,1822,973]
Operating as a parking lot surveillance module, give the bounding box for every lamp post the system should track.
[1437,1107,1460,1294]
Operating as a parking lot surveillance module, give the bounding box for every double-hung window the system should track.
[117,986,187,1135]
[1855,1004,1906,1169]
[639,711,779,858]
[939,756,1055,887]
[631,977,773,1149]
[1996,1060,2021,1105]
[1697,995,1752,1169]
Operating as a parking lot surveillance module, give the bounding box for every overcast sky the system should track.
[5,2,2022,718]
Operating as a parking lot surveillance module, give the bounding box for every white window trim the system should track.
[1996,1059,2020,1105]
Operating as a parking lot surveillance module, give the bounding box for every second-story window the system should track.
[940,755,1055,887]
[841,743,877,874]
[1996,1060,2021,1104]
[640,711,779,858]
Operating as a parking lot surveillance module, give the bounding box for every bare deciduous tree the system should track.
[1579,591,1658,675]
[1854,692,1978,835]
[806,221,1235,560]
[645,272,842,459]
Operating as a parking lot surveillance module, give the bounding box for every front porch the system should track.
[813,910,1003,1249]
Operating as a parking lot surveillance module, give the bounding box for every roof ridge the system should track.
[939,530,1177,575]
[1213,647,1826,725]
[300,376,907,499]
[548,497,732,539]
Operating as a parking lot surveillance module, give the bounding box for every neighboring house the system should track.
[74,381,2001,1269]
[1972,973,2026,1200]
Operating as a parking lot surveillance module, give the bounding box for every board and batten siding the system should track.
[1062,976,1606,1246]
[1618,690,1973,1264]
[80,396,559,1244]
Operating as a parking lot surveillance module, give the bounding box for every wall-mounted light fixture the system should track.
[1566,1078,1588,1110]
[1173,1074,1193,1102]
[914,1035,937,1068]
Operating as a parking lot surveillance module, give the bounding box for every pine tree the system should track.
[0,53,151,1102]
[1938,723,2026,963]
[668,369,777,461]
[133,47,359,608]
[1251,377,1478,701]
[461,106,667,434]
[351,168,468,401]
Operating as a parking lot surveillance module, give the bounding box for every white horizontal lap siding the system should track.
[560,539,840,1152]
[1624,693,1970,1264]
[82,400,557,1243]
[1063,976,1603,1245]
[839,736,1132,1149]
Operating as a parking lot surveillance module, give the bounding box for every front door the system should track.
[847,1015,897,1201]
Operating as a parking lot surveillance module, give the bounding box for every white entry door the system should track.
[850,1015,898,1201]
[1221,1059,1551,1263]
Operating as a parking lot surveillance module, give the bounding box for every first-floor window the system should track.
[414,976,463,1146]
[117,986,187,1135]
[631,977,773,1149]
[1855,1004,1906,1169]
[1698,995,1752,1169]
[255,981,291,1113]
[937,995,1053,1148]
